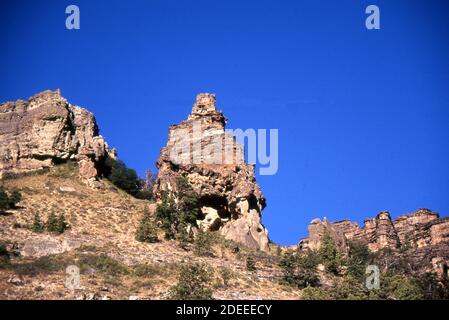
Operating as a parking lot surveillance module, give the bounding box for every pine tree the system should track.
[32,212,45,233]
[7,188,22,209]
[0,187,8,212]
[56,213,69,234]
[318,230,341,275]
[155,191,177,239]
[176,176,200,226]
[168,263,213,300]
[193,228,214,256]
[246,255,256,271]
[177,221,191,249]
[136,207,158,243]
[46,212,59,233]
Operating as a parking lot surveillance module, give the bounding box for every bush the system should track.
[279,251,319,288]
[155,176,200,242]
[383,274,424,300]
[7,189,22,208]
[56,213,69,234]
[318,231,341,275]
[347,241,372,280]
[136,208,158,243]
[279,252,298,285]
[246,255,256,271]
[175,176,200,226]
[103,157,145,198]
[0,242,9,265]
[193,229,215,256]
[219,267,233,287]
[301,286,333,300]
[43,212,68,234]
[46,212,59,232]
[0,187,8,211]
[168,263,213,300]
[0,186,22,211]
[155,191,177,239]
[32,212,45,233]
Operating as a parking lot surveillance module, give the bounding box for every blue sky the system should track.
[1,0,448,245]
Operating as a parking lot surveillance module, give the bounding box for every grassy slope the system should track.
[0,164,298,300]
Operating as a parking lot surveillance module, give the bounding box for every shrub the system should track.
[155,176,201,242]
[279,251,319,288]
[56,213,69,234]
[136,208,158,243]
[347,241,372,280]
[279,252,298,285]
[7,188,22,208]
[168,263,213,300]
[383,274,424,300]
[46,212,59,233]
[32,212,45,233]
[175,176,200,226]
[219,267,233,287]
[318,231,341,275]
[301,286,333,300]
[155,191,177,239]
[246,255,256,271]
[0,242,8,265]
[193,229,215,256]
[0,186,22,211]
[103,157,144,198]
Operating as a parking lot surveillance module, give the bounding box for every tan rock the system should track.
[0,90,112,186]
[154,94,269,251]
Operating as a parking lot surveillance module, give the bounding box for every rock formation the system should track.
[154,93,269,251]
[0,90,113,187]
[299,208,449,279]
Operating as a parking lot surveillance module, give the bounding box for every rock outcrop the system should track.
[299,208,449,278]
[0,90,112,187]
[154,93,269,251]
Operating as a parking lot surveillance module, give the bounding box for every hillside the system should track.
[0,164,296,300]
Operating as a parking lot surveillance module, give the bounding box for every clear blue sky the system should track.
[1,0,448,245]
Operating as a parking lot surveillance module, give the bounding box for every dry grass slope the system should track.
[0,164,298,300]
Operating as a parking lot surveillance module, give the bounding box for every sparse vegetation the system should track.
[79,253,129,276]
[155,191,177,239]
[168,263,213,300]
[135,207,158,243]
[279,250,319,288]
[246,255,256,271]
[193,228,215,256]
[31,212,45,233]
[155,176,201,242]
[0,186,22,212]
[219,267,233,287]
[103,157,150,199]
[317,231,341,275]
[0,242,9,266]
[45,212,68,234]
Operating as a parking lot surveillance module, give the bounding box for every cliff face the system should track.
[0,90,112,187]
[154,93,269,251]
[299,208,449,278]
